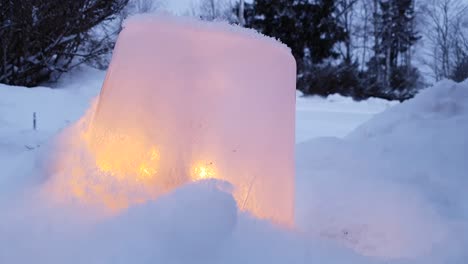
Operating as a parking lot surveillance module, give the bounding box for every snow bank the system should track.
[1,179,374,264]
[0,67,103,196]
[53,14,296,225]
[296,79,468,261]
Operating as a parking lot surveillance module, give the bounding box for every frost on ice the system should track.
[48,15,297,226]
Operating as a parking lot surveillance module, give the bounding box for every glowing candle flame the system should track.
[192,162,216,180]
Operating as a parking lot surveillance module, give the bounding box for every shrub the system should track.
[0,0,128,87]
[298,62,364,99]
[451,57,468,83]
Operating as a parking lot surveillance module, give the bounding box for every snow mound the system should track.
[1,178,374,264]
[347,79,468,216]
[349,79,468,139]
[92,179,238,262]
[296,80,468,261]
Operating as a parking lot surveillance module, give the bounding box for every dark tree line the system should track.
[238,0,423,101]
[1,0,466,98]
[365,0,420,100]
[0,0,128,87]
[240,0,347,93]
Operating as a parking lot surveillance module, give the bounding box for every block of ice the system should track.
[86,15,296,226]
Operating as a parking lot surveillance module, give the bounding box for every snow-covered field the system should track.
[296,92,396,143]
[2,66,467,263]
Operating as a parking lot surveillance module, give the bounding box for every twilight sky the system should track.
[165,0,195,14]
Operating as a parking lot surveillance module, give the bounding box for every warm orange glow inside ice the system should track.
[47,16,296,227]
[192,162,217,180]
[48,114,293,227]
[87,131,160,180]
[58,127,272,223]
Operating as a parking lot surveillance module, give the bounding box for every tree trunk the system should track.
[238,0,245,26]
[372,0,381,83]
[361,0,370,71]
[385,45,391,87]
[210,0,216,20]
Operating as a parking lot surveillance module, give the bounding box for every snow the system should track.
[296,79,468,261]
[0,67,105,197]
[2,66,467,263]
[296,93,397,142]
[1,16,468,264]
[0,65,390,263]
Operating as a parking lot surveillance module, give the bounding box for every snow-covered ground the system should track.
[297,79,468,262]
[296,92,396,142]
[1,66,467,263]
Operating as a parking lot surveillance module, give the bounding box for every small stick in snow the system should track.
[33,112,36,130]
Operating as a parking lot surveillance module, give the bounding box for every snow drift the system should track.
[1,179,372,264]
[296,79,468,260]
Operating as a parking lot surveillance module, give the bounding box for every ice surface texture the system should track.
[87,15,297,226]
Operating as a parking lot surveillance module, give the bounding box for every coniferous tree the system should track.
[367,0,420,100]
[242,0,346,93]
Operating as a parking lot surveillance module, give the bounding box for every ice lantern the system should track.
[88,16,296,226]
